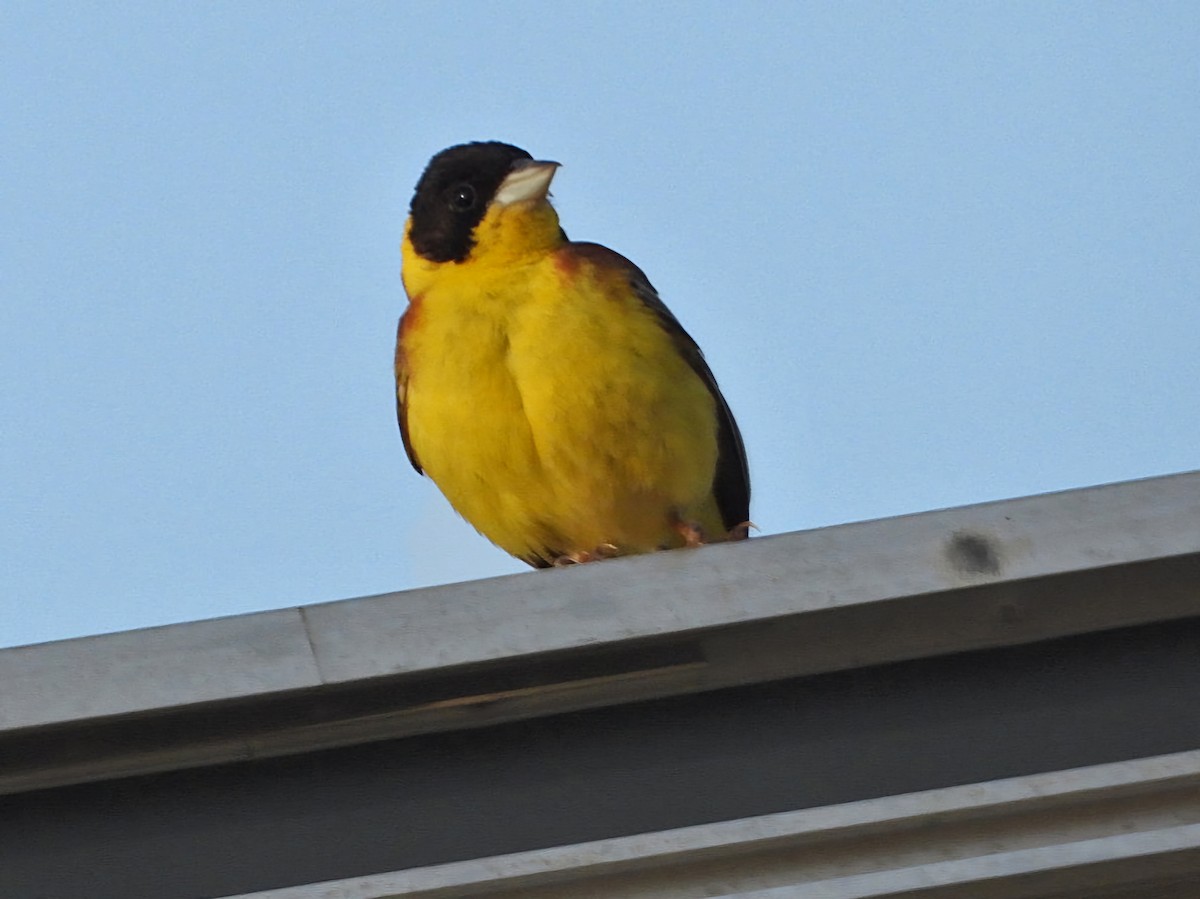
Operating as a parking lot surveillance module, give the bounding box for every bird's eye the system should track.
[448,184,476,212]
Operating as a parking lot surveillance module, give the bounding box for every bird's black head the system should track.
[407,141,534,263]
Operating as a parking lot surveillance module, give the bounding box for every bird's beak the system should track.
[494,159,560,206]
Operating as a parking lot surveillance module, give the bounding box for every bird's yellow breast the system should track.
[399,207,722,564]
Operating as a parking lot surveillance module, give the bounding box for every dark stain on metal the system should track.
[948,532,1002,576]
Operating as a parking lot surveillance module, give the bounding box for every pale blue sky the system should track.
[3,2,1198,648]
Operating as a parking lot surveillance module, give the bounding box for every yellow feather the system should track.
[399,189,725,563]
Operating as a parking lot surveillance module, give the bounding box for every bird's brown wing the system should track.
[394,314,423,474]
[563,242,751,530]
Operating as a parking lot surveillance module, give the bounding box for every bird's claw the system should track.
[671,518,755,547]
[552,543,620,566]
[672,519,708,547]
[727,520,755,541]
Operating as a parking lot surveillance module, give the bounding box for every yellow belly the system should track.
[401,252,721,563]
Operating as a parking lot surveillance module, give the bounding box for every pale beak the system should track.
[494,159,560,206]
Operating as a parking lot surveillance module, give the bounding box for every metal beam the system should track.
[225,749,1200,899]
[1,471,1199,795]
[2,616,1198,899]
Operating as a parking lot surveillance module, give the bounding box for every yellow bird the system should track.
[395,141,750,567]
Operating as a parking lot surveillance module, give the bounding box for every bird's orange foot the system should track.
[670,518,755,548]
[671,519,708,548]
[552,543,620,566]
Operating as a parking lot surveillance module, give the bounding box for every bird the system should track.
[395,141,750,568]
